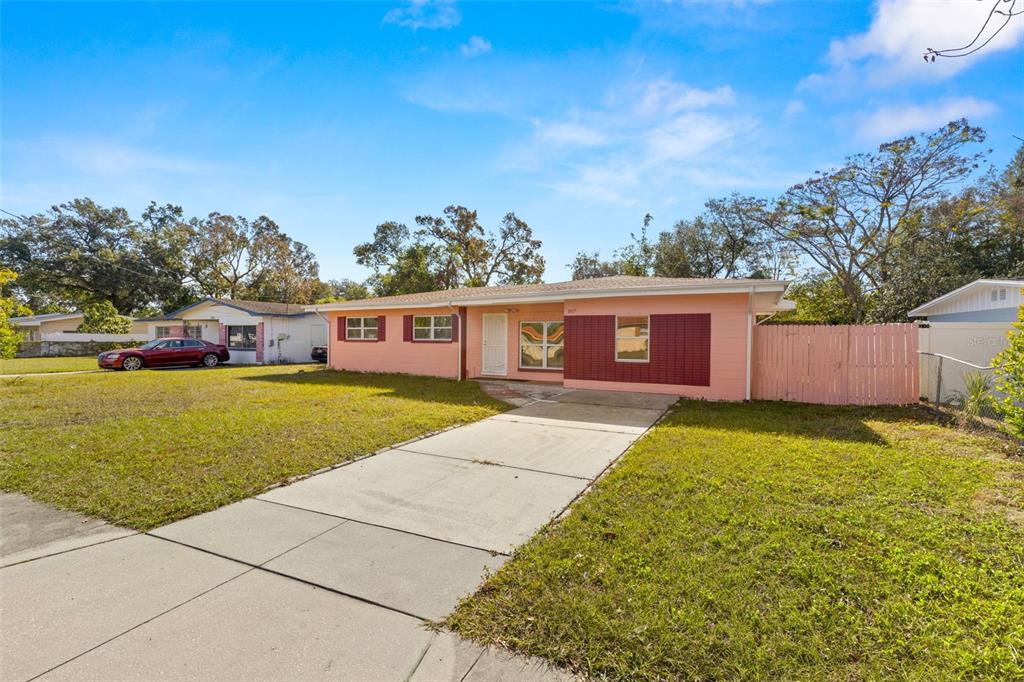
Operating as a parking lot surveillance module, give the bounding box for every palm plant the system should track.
[952,371,995,425]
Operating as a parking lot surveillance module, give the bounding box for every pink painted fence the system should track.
[753,324,919,405]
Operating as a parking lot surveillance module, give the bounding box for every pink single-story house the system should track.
[308,276,794,400]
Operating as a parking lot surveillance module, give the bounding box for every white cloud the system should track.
[783,99,806,118]
[46,138,222,175]
[645,112,747,161]
[635,79,736,115]
[804,0,1024,88]
[853,97,998,140]
[533,119,609,147]
[499,78,762,205]
[460,35,491,58]
[383,0,460,30]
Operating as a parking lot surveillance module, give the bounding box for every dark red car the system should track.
[98,338,230,371]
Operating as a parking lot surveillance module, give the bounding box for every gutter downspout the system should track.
[447,302,462,381]
[745,286,754,402]
[312,306,330,368]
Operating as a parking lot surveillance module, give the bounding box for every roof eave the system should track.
[306,281,790,313]
[908,279,1024,317]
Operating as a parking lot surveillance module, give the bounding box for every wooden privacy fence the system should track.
[752,323,919,405]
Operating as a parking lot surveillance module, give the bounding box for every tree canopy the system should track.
[354,205,544,296]
[0,199,324,314]
[572,120,1021,324]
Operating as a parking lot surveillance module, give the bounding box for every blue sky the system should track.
[3,1,1022,282]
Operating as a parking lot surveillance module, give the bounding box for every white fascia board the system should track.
[909,279,1024,316]
[307,282,789,313]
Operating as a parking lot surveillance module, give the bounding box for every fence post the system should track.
[935,355,943,405]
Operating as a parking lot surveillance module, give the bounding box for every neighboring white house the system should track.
[908,278,1023,323]
[10,312,149,341]
[148,298,328,365]
[909,279,1022,404]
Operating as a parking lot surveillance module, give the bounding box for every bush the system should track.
[952,372,994,426]
[991,304,1024,439]
[76,301,132,334]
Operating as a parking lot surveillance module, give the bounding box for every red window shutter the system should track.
[403,315,413,342]
[337,316,346,342]
[450,313,459,343]
[377,315,386,342]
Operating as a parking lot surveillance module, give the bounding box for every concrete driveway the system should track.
[1,387,675,681]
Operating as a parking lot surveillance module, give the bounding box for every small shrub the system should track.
[991,304,1024,439]
[951,371,994,426]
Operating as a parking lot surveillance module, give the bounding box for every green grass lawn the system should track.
[0,365,505,529]
[0,356,99,375]
[448,401,1024,681]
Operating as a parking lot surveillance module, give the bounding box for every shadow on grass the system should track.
[664,399,940,445]
[238,368,507,408]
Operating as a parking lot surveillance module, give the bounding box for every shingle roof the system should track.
[9,311,84,325]
[161,298,314,319]
[310,275,788,311]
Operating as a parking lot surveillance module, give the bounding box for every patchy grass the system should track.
[0,365,505,529]
[0,356,99,375]
[448,401,1024,681]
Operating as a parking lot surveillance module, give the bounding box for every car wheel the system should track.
[122,356,143,371]
[202,353,220,368]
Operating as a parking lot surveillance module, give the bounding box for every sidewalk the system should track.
[1,388,675,681]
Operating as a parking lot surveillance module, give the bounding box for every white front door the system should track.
[482,313,508,376]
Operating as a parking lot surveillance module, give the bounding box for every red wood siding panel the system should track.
[337,316,346,342]
[564,314,711,386]
[377,315,386,342]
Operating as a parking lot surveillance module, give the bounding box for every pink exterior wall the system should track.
[328,309,460,379]
[466,303,565,382]
[563,293,749,400]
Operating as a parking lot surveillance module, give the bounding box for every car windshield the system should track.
[140,340,164,349]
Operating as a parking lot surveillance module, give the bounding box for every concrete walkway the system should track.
[0,388,675,681]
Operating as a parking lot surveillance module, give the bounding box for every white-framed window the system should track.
[615,315,650,362]
[413,315,452,341]
[346,316,378,340]
[155,325,172,338]
[184,323,203,339]
[520,321,564,369]
[226,325,257,350]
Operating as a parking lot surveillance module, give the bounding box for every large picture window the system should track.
[227,325,257,350]
[413,315,452,341]
[520,321,564,369]
[346,316,378,340]
[615,315,649,362]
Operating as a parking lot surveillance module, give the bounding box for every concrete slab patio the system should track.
[1,386,675,681]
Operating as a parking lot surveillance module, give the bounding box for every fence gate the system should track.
[752,323,919,405]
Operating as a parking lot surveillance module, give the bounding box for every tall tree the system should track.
[568,251,623,280]
[315,278,371,303]
[354,207,545,296]
[185,213,321,303]
[768,119,988,322]
[414,205,545,287]
[866,143,1024,321]
[354,222,444,296]
[0,198,183,314]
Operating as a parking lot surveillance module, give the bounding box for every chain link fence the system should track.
[919,351,1000,420]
